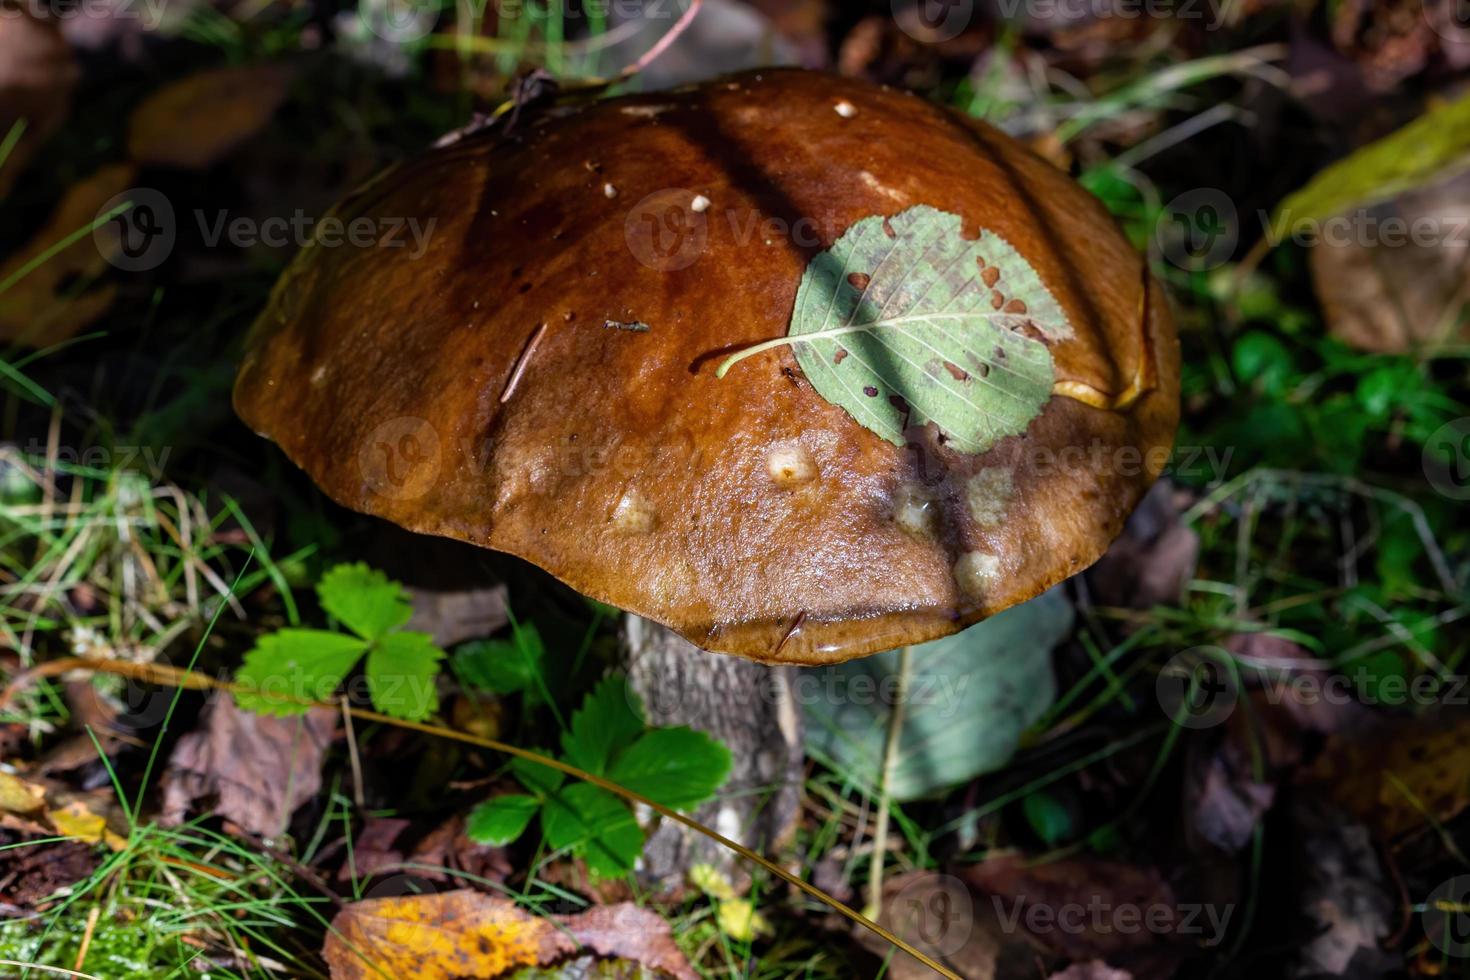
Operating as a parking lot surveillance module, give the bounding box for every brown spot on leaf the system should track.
[847,272,871,291]
[834,347,848,364]
[863,385,879,397]
[1004,299,1027,315]
[990,290,1005,310]
[882,217,896,238]
[943,360,969,382]
[981,266,1000,288]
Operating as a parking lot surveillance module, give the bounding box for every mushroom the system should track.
[233,69,1179,667]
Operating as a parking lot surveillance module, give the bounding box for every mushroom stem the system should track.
[623,614,803,894]
[865,643,912,919]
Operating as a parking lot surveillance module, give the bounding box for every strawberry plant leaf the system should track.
[234,629,367,716]
[365,630,444,721]
[561,676,645,777]
[607,727,732,811]
[452,621,545,695]
[719,205,1067,455]
[541,783,642,877]
[466,794,541,845]
[511,752,566,796]
[317,562,413,641]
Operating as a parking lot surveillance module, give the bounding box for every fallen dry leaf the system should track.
[1086,482,1200,611]
[857,870,1044,980]
[1308,169,1470,353]
[959,853,1184,961]
[405,582,509,648]
[1049,962,1134,980]
[1307,714,1470,841]
[323,890,697,980]
[49,798,127,851]
[406,811,512,885]
[128,64,293,169]
[0,770,46,817]
[1288,798,1400,977]
[337,817,411,883]
[0,771,127,850]
[161,694,337,839]
[0,162,137,347]
[0,10,78,199]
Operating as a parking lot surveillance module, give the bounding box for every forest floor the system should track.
[2,1,1469,977]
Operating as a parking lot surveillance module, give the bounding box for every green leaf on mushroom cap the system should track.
[718,205,1071,455]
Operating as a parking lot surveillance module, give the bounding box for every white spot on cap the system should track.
[611,490,656,534]
[691,194,711,213]
[603,183,618,199]
[965,468,1014,528]
[621,104,672,118]
[767,443,818,488]
[859,170,907,204]
[834,100,857,118]
[954,551,1002,601]
[309,365,327,386]
[891,483,935,538]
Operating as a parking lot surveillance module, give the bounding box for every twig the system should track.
[499,322,549,404]
[341,696,365,810]
[615,0,704,82]
[865,645,912,919]
[73,904,100,973]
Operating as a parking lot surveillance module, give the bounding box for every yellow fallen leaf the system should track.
[689,862,737,901]
[0,770,47,816]
[49,800,128,851]
[128,65,292,169]
[716,898,771,943]
[1268,91,1470,243]
[1310,716,1470,841]
[325,890,566,980]
[323,890,698,980]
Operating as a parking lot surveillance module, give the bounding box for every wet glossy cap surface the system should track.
[234,69,1179,664]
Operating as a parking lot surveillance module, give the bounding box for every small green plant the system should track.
[235,563,444,721]
[467,676,733,878]
[452,618,547,699]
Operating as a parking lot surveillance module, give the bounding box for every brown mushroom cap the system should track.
[234,69,1179,665]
